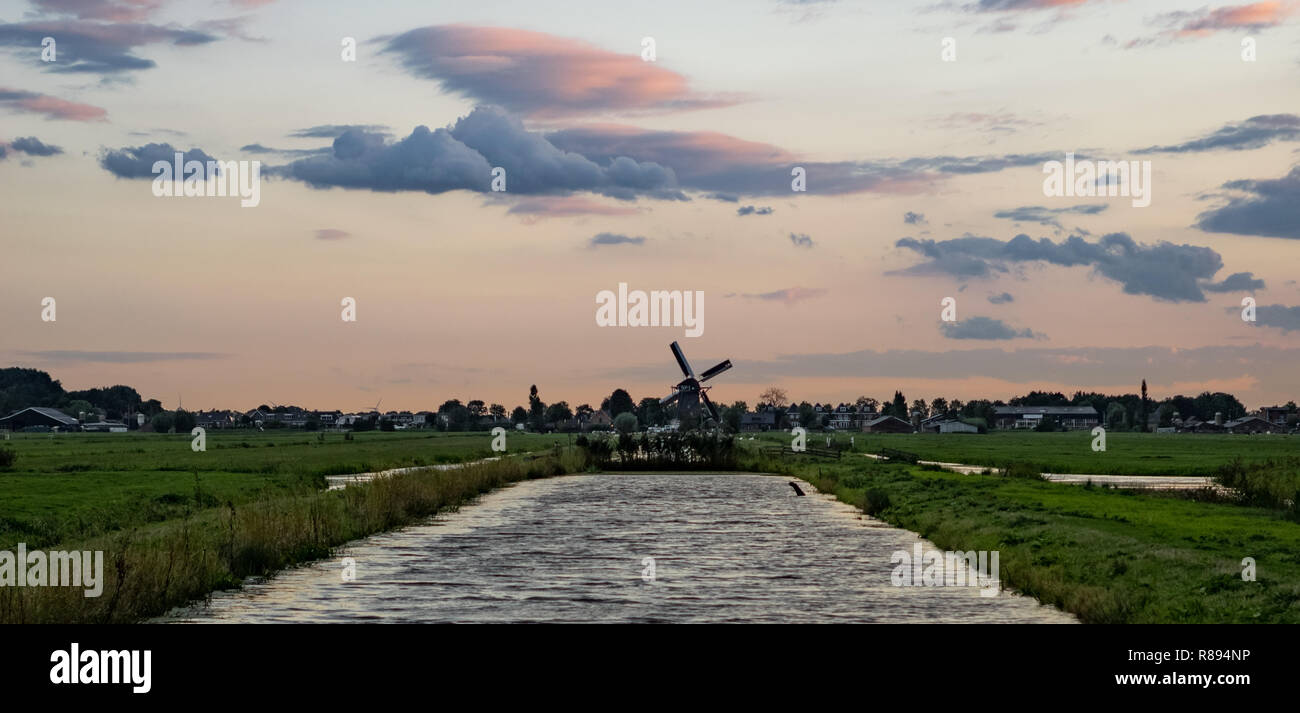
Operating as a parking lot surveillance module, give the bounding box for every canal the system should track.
[162,473,1074,623]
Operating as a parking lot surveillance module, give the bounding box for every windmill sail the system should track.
[670,341,694,378]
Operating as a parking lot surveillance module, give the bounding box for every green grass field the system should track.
[743,429,1299,476]
[0,430,562,551]
[772,456,1300,623]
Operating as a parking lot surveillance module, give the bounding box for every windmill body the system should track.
[660,341,732,430]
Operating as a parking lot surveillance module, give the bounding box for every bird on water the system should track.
[788,482,805,496]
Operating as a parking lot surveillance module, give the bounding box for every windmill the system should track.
[660,341,732,429]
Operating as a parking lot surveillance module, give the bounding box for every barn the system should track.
[862,415,915,433]
[0,406,81,431]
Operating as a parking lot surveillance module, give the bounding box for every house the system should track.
[828,404,858,430]
[195,410,237,429]
[1261,406,1291,427]
[1223,416,1278,434]
[939,420,980,434]
[740,411,777,431]
[0,407,81,432]
[921,418,979,434]
[862,415,915,433]
[992,406,1099,430]
[584,410,613,430]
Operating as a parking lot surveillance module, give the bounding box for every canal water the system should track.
[162,473,1074,623]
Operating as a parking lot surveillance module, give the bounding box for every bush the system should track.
[613,412,638,435]
[880,447,919,464]
[0,447,15,469]
[1214,458,1300,512]
[1001,461,1044,480]
[861,488,892,515]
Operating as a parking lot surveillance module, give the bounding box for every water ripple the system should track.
[161,474,1075,624]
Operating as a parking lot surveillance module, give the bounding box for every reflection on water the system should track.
[162,473,1074,623]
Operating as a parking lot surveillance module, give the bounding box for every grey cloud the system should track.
[5,136,62,157]
[893,232,1263,303]
[0,21,218,74]
[1203,272,1265,293]
[99,142,220,178]
[737,205,773,216]
[273,106,684,200]
[290,124,390,139]
[988,291,1014,304]
[599,344,1300,393]
[589,232,645,247]
[1136,114,1300,154]
[940,315,1039,340]
[1249,304,1300,333]
[903,211,927,225]
[1196,166,1300,240]
[789,232,814,248]
[993,203,1107,229]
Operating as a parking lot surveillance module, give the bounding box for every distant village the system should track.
[1,368,1296,436]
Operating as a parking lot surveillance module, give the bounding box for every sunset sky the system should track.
[2,0,1298,412]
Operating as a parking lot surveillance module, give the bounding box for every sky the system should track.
[1,0,1299,413]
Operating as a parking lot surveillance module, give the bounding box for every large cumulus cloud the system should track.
[271,106,685,200]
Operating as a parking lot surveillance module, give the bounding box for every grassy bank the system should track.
[749,453,1300,623]
[0,430,562,551]
[745,430,1299,476]
[0,450,584,624]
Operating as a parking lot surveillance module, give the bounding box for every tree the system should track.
[635,397,665,427]
[528,385,546,431]
[151,411,175,433]
[929,397,949,417]
[575,403,594,419]
[438,399,470,431]
[467,400,486,418]
[510,406,528,424]
[1139,379,1150,432]
[759,387,789,410]
[798,402,816,427]
[855,396,879,412]
[61,399,96,420]
[950,398,964,414]
[489,403,506,419]
[891,391,907,418]
[1105,401,1127,429]
[545,401,573,426]
[605,388,636,418]
[911,399,929,419]
[722,406,742,433]
[173,409,196,432]
[613,411,638,435]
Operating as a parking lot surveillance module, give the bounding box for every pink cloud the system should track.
[381,25,743,118]
[503,196,643,222]
[1175,1,1296,37]
[1128,1,1296,46]
[30,0,166,22]
[743,287,829,305]
[0,87,107,121]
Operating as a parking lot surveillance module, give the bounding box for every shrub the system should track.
[1001,461,1044,480]
[861,488,892,515]
[0,447,15,469]
[880,447,919,464]
[1214,458,1300,512]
